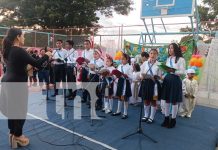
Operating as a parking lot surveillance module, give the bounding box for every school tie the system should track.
[121,66,124,73]
[170,57,173,67]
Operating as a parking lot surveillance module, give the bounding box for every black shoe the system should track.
[112,112,121,116]
[141,117,148,122]
[161,117,170,128]
[121,114,128,119]
[146,118,154,124]
[168,118,176,128]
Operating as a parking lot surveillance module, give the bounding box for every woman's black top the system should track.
[1,46,48,82]
[0,46,49,119]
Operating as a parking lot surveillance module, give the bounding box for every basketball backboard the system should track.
[141,0,195,18]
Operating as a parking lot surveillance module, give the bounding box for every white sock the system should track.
[144,105,150,118]
[161,100,165,112]
[149,106,156,120]
[165,103,170,117]
[109,99,113,110]
[123,101,128,115]
[104,98,109,110]
[117,101,123,113]
[103,98,106,109]
[172,104,178,119]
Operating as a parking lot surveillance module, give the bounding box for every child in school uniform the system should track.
[98,68,114,113]
[129,63,141,105]
[180,69,198,118]
[102,55,115,113]
[88,49,104,82]
[111,53,132,119]
[161,43,186,128]
[140,49,162,124]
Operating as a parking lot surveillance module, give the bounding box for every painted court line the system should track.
[27,113,117,150]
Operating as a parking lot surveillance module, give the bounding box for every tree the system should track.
[202,0,218,17]
[198,0,218,31]
[0,0,133,29]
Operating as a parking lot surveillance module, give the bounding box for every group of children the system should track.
[26,39,199,129]
[91,42,198,128]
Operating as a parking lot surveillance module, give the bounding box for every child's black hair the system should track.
[122,53,131,65]
[134,63,140,72]
[168,43,183,63]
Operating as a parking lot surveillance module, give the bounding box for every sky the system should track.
[97,0,203,50]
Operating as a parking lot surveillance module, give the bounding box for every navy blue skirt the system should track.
[161,73,183,103]
[116,78,132,98]
[89,74,99,82]
[156,80,162,100]
[139,78,155,101]
[101,82,114,97]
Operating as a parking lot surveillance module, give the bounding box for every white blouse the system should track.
[132,72,141,82]
[140,60,162,77]
[89,58,104,74]
[81,49,94,61]
[166,56,186,76]
[117,64,133,79]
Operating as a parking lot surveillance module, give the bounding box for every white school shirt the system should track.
[166,56,186,76]
[66,48,78,64]
[52,48,67,65]
[89,58,104,74]
[140,60,162,77]
[81,49,94,62]
[117,64,133,80]
[132,72,141,82]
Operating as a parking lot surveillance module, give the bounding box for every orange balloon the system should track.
[189,58,198,66]
[195,61,203,67]
[114,56,119,60]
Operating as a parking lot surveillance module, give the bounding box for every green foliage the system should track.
[0,0,133,29]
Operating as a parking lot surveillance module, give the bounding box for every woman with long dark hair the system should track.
[0,28,49,148]
[161,43,186,128]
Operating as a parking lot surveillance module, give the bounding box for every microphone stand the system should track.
[81,72,106,126]
[63,49,78,107]
[121,61,158,143]
[43,49,77,106]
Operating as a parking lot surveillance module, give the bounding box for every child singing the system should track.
[102,55,115,113]
[112,53,132,119]
[161,43,186,128]
[140,49,162,124]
